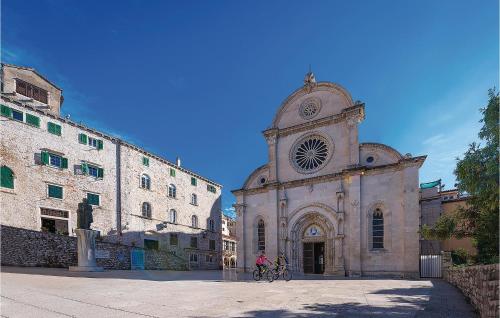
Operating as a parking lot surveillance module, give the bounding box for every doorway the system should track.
[303,242,325,274]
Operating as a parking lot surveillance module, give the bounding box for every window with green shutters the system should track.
[87,193,100,206]
[170,168,176,177]
[41,151,68,169]
[191,177,197,186]
[25,114,40,127]
[0,105,12,117]
[143,157,149,166]
[0,166,14,189]
[207,185,216,193]
[79,133,88,144]
[48,122,62,136]
[80,163,104,179]
[48,184,63,199]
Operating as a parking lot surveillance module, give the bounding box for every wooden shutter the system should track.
[26,114,40,127]
[0,166,14,189]
[41,151,49,165]
[97,168,104,179]
[61,157,68,169]
[79,133,87,144]
[97,140,103,150]
[1,105,12,117]
[81,163,89,175]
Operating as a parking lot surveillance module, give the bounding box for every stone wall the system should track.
[445,264,499,318]
[0,225,189,271]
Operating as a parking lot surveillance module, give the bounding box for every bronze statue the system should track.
[77,198,93,230]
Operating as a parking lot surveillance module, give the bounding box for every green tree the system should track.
[422,89,499,264]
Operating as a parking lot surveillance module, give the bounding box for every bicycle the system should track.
[272,264,292,281]
[252,265,274,282]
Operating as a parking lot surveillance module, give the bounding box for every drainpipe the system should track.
[115,139,122,234]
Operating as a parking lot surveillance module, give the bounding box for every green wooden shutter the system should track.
[25,114,40,127]
[97,168,104,179]
[41,151,49,165]
[170,168,176,177]
[81,163,89,175]
[61,157,68,169]
[48,122,62,136]
[0,166,14,189]
[79,133,87,144]
[0,105,12,117]
[143,157,149,166]
[87,193,100,206]
[48,185,63,199]
[97,139,103,150]
[191,177,197,186]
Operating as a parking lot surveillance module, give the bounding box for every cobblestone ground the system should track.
[0,267,476,318]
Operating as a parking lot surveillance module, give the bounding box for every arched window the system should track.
[1,166,14,189]
[191,193,197,205]
[372,208,384,249]
[141,174,151,190]
[170,209,177,223]
[208,219,215,232]
[142,202,151,218]
[257,219,265,251]
[168,184,176,198]
[192,215,198,228]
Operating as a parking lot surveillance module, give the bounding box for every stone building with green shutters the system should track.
[0,63,222,269]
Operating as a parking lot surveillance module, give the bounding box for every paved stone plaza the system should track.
[1,267,476,317]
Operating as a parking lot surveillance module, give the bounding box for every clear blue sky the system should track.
[2,1,498,215]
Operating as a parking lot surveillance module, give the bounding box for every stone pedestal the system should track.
[69,229,103,272]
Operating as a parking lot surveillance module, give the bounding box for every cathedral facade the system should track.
[232,73,425,277]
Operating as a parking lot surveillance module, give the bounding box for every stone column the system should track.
[69,229,103,272]
[347,174,362,277]
[234,203,246,272]
[334,234,345,274]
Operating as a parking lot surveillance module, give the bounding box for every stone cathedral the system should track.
[232,73,425,277]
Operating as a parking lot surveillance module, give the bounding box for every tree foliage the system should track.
[422,89,499,264]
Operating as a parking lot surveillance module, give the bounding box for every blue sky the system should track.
[2,0,498,215]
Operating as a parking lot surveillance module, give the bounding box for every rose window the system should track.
[291,135,331,173]
[299,97,321,120]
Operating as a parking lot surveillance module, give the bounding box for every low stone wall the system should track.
[1,225,189,271]
[445,264,499,318]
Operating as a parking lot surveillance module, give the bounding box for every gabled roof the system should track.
[1,63,62,91]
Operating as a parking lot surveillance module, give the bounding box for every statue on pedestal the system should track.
[77,198,93,230]
[69,198,103,272]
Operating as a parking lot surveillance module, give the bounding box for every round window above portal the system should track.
[290,133,333,174]
[299,97,322,120]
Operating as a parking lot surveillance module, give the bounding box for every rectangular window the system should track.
[170,168,176,177]
[16,79,48,104]
[47,122,62,136]
[191,177,197,186]
[170,233,178,246]
[87,193,100,206]
[41,217,68,235]
[79,133,88,144]
[207,185,216,193]
[206,255,213,263]
[0,105,12,117]
[143,156,149,166]
[48,184,63,199]
[41,151,68,169]
[190,253,198,263]
[190,237,198,248]
[25,113,40,127]
[209,239,216,251]
[12,109,23,121]
[41,208,68,218]
[144,239,159,250]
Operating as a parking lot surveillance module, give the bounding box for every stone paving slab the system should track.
[0,267,477,318]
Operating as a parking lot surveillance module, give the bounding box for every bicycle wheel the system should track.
[272,269,280,280]
[252,269,261,281]
[265,270,274,282]
[282,269,292,281]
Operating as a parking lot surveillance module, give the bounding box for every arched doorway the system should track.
[288,208,341,275]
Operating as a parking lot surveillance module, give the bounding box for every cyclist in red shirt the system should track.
[255,251,271,276]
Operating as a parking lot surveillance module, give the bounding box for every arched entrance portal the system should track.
[288,205,344,275]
